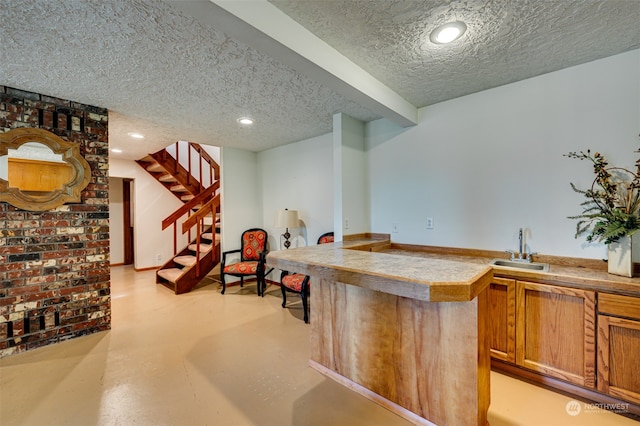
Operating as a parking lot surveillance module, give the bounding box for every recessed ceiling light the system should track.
[237,117,254,125]
[111,148,123,153]
[430,21,467,44]
[127,132,145,139]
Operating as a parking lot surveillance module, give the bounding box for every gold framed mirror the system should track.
[0,128,92,211]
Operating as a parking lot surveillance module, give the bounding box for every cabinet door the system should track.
[597,293,640,405]
[516,281,596,388]
[488,277,516,363]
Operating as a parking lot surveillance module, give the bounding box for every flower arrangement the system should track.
[565,142,640,245]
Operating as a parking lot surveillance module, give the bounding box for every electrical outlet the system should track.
[426,217,434,229]
[392,223,399,233]
[344,218,349,229]
[155,253,162,262]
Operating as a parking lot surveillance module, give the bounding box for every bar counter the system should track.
[267,235,494,425]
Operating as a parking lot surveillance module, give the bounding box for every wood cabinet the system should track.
[516,281,596,388]
[489,278,596,388]
[487,277,516,363]
[597,293,640,404]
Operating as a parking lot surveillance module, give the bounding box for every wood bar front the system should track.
[267,236,493,425]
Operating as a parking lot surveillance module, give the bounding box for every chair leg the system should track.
[221,273,226,294]
[281,286,287,308]
[301,291,309,324]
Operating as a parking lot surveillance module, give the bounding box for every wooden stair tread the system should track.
[146,163,165,173]
[188,243,212,253]
[181,194,195,201]
[157,268,185,283]
[159,174,178,183]
[201,233,221,243]
[171,184,187,192]
[140,155,154,162]
[173,255,197,267]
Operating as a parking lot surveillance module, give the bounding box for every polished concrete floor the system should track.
[1,266,637,426]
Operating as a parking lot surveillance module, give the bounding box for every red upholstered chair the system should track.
[221,228,269,296]
[280,232,334,323]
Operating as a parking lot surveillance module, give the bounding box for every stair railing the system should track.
[171,141,219,192]
[162,181,220,254]
[151,141,221,255]
[182,194,221,277]
[189,142,219,188]
[152,142,220,196]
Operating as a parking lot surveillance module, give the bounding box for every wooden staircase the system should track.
[136,142,217,202]
[137,142,221,294]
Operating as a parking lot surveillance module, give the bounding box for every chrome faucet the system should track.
[519,228,524,259]
[505,228,537,262]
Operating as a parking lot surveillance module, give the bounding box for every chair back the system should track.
[317,232,334,245]
[241,228,268,261]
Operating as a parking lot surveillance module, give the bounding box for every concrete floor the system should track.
[0,266,637,426]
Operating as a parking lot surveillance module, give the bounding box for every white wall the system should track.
[220,147,262,269]
[109,158,186,269]
[258,132,334,251]
[333,113,369,240]
[367,49,640,259]
[109,49,638,269]
[109,177,125,265]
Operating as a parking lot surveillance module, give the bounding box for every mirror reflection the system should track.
[0,142,72,193]
[0,128,92,211]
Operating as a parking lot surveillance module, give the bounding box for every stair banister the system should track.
[190,143,219,187]
[182,194,220,276]
[140,142,222,295]
[199,151,204,189]
[162,181,219,230]
[174,141,179,175]
[187,143,193,188]
[182,194,219,233]
[141,140,222,255]
[162,181,220,254]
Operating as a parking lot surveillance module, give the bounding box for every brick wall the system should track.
[0,86,110,357]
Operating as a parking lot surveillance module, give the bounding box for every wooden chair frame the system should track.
[221,228,269,296]
[280,232,334,322]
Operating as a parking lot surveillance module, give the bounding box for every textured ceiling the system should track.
[271,0,640,107]
[1,0,639,160]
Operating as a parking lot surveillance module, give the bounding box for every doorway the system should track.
[122,178,134,265]
[109,177,135,266]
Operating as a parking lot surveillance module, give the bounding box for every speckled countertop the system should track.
[267,235,640,300]
[267,236,493,302]
[381,248,640,297]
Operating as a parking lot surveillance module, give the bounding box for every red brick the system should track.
[0,246,24,255]
[11,320,24,337]
[25,275,56,286]
[1,86,110,357]
[7,285,40,296]
[7,270,40,280]
[59,285,87,296]
[0,296,18,307]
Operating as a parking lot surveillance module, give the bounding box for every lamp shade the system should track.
[274,209,299,228]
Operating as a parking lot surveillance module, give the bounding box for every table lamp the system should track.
[274,208,299,249]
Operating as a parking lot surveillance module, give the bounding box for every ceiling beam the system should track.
[167,0,418,127]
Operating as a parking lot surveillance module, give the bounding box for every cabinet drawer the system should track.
[599,293,640,320]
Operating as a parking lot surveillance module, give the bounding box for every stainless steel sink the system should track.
[489,259,549,272]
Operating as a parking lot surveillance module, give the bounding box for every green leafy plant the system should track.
[565,142,640,244]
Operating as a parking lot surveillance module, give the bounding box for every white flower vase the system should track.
[608,234,639,277]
